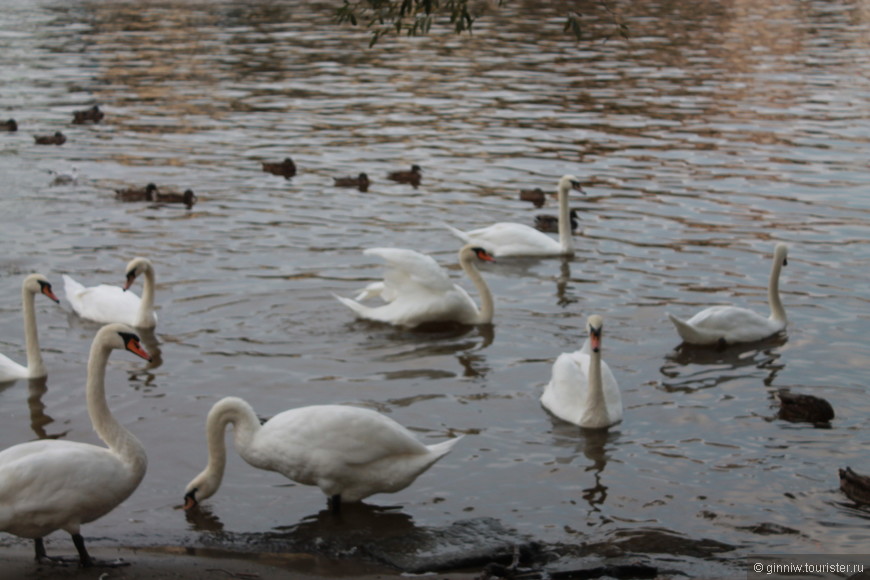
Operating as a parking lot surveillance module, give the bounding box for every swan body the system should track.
[0,323,151,566]
[445,175,584,257]
[541,314,623,429]
[0,274,60,382]
[667,243,789,345]
[63,257,157,329]
[184,396,462,513]
[334,244,495,327]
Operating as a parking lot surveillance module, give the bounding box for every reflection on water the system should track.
[0,0,869,576]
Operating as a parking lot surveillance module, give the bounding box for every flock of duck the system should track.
[0,143,861,569]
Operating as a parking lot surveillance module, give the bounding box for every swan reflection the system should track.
[27,376,69,440]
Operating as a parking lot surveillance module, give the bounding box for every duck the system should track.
[261,157,296,179]
[63,257,158,329]
[519,188,546,207]
[775,388,834,427]
[72,105,104,124]
[387,164,422,187]
[535,209,579,233]
[155,188,197,209]
[114,183,158,202]
[541,314,623,429]
[33,131,65,145]
[0,275,60,382]
[839,467,870,505]
[1,119,17,131]
[0,323,151,567]
[333,172,370,192]
[183,396,463,514]
[444,175,585,257]
[667,243,789,346]
[333,244,495,328]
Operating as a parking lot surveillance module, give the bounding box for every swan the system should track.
[667,243,789,346]
[444,174,584,257]
[0,323,152,567]
[0,274,60,382]
[333,244,495,327]
[541,314,623,429]
[63,257,157,329]
[183,396,463,514]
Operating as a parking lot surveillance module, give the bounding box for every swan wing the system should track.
[364,248,455,294]
[449,223,563,257]
[541,350,622,426]
[63,275,144,326]
[676,305,783,344]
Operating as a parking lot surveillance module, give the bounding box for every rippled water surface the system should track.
[1,0,869,576]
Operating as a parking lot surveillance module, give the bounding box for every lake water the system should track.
[1,0,869,577]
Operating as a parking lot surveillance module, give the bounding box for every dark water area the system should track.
[1,0,869,577]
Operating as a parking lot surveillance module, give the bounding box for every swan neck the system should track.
[136,267,156,327]
[768,254,786,324]
[22,284,45,377]
[461,253,494,324]
[557,182,574,255]
[86,339,146,475]
[585,349,606,415]
[201,399,262,492]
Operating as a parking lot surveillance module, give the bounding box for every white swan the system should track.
[0,274,60,382]
[63,257,157,329]
[541,314,623,429]
[0,323,152,567]
[444,174,584,257]
[333,244,495,327]
[667,243,789,346]
[183,396,463,514]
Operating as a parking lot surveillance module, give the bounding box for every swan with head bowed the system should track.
[0,274,60,382]
[333,244,495,327]
[667,243,789,346]
[541,314,623,429]
[63,257,157,329]
[183,396,463,514]
[0,323,152,567]
[444,174,585,257]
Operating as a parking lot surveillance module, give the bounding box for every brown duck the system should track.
[262,157,296,179]
[155,188,197,209]
[333,172,370,192]
[34,131,66,145]
[519,188,546,207]
[1,119,17,132]
[839,467,870,504]
[72,105,104,124]
[387,164,421,187]
[535,209,579,234]
[775,388,834,427]
[115,183,158,202]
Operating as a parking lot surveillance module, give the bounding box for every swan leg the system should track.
[33,538,80,566]
[328,494,342,515]
[72,533,130,568]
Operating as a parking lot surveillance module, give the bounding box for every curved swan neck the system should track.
[136,266,156,328]
[21,283,45,377]
[198,398,261,497]
[460,251,494,324]
[768,250,787,324]
[86,338,146,473]
[557,181,575,256]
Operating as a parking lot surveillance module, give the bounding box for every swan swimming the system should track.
[444,174,584,257]
[541,314,623,429]
[334,244,495,327]
[667,243,789,346]
[183,396,463,514]
[0,274,60,382]
[63,257,157,328]
[0,323,151,567]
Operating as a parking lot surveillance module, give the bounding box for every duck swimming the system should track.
[34,131,65,145]
[262,157,296,179]
[387,164,422,187]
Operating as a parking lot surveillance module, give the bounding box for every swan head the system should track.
[559,174,585,195]
[774,243,788,266]
[586,314,604,353]
[183,470,220,510]
[97,322,152,361]
[124,257,153,291]
[24,273,60,303]
[460,245,496,264]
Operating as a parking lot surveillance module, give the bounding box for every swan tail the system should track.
[333,293,372,319]
[427,434,464,460]
[667,312,717,345]
[62,274,85,300]
[442,223,471,244]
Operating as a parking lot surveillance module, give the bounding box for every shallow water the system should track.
[1,0,869,576]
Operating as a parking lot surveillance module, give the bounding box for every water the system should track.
[1,0,869,576]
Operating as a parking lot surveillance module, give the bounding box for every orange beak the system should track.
[126,338,152,362]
